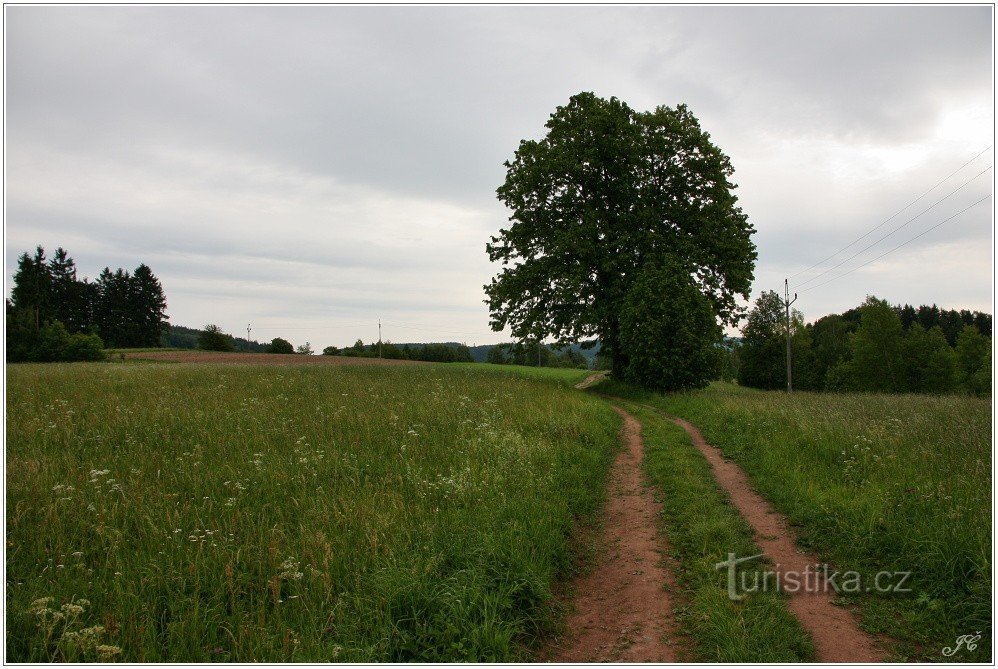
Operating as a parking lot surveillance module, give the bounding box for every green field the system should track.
[7,361,991,662]
[602,380,992,662]
[6,362,617,661]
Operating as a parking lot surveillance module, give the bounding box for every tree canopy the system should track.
[485,92,755,386]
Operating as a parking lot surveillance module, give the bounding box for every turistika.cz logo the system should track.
[714,553,913,601]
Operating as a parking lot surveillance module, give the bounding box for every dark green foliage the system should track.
[10,247,53,328]
[266,337,294,354]
[129,264,169,347]
[847,297,906,393]
[198,324,236,352]
[955,325,992,396]
[6,318,105,362]
[322,345,340,356]
[804,314,855,390]
[902,325,958,394]
[6,245,169,359]
[296,342,314,355]
[714,342,740,383]
[335,339,474,363]
[619,261,721,391]
[161,324,267,352]
[738,294,990,396]
[737,291,808,390]
[485,92,755,384]
[483,341,589,368]
[970,350,992,397]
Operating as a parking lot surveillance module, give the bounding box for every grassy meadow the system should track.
[6,362,618,662]
[602,380,992,662]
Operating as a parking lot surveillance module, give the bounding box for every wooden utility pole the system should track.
[378,319,383,359]
[783,279,798,393]
[247,324,251,342]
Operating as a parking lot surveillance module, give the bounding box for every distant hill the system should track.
[161,324,268,352]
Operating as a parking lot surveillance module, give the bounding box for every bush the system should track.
[198,325,235,352]
[266,337,294,354]
[64,332,105,361]
[322,345,341,356]
[12,320,105,362]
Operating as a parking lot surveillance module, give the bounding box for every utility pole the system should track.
[247,324,251,342]
[783,279,798,393]
[378,319,382,359]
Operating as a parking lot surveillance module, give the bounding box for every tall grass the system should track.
[6,362,617,661]
[609,381,991,662]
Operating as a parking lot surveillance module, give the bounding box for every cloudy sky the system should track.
[5,6,993,347]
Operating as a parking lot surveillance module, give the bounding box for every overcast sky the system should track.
[5,6,994,347]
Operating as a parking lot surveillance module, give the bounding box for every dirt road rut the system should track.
[549,406,680,662]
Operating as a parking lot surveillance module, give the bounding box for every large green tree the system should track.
[485,92,756,379]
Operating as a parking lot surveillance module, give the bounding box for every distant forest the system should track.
[731,294,992,396]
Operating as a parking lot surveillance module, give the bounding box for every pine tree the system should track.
[10,246,53,329]
[130,264,169,347]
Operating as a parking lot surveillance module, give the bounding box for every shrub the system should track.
[266,337,294,354]
[198,325,236,352]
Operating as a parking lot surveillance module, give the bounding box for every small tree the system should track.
[902,325,957,394]
[322,345,341,356]
[848,296,905,393]
[296,342,313,355]
[955,325,990,393]
[266,337,294,354]
[737,291,808,390]
[198,324,235,352]
[618,261,721,391]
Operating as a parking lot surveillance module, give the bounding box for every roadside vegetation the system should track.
[604,380,991,662]
[620,401,815,661]
[6,363,618,662]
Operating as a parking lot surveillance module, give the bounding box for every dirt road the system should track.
[548,404,681,662]
[559,373,885,662]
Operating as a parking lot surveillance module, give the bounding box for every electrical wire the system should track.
[790,144,993,281]
[799,194,992,293]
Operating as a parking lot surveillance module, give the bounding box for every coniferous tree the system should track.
[130,264,169,346]
[10,246,53,329]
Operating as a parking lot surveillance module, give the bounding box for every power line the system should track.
[790,144,993,281]
[794,163,992,288]
[799,194,992,294]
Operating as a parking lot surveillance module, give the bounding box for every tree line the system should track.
[330,339,474,363]
[6,246,168,361]
[486,341,589,369]
[734,293,992,396]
